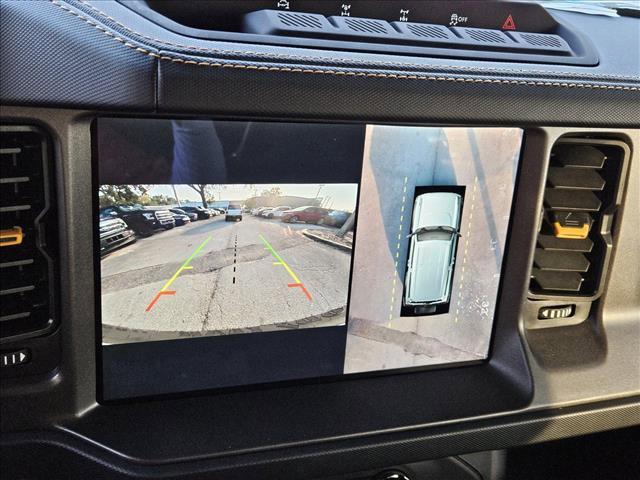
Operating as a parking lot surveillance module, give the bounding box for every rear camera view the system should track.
[99,183,358,344]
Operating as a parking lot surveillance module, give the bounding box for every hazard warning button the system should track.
[502,14,517,30]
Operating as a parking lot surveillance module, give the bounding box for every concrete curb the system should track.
[102,307,346,343]
[302,229,352,252]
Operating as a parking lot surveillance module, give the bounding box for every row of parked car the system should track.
[98,204,224,256]
[249,206,350,227]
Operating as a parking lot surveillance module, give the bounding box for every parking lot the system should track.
[101,213,352,344]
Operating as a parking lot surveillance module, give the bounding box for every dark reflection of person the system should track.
[170,120,227,183]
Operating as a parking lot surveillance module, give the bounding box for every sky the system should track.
[148,184,358,211]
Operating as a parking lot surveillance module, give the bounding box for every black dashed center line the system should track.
[232,234,238,285]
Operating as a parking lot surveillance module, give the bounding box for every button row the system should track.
[244,10,572,56]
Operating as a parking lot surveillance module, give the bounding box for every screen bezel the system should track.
[92,117,524,404]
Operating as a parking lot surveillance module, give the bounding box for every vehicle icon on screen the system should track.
[404,192,462,314]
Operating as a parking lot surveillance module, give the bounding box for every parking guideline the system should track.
[145,235,213,312]
[259,234,312,302]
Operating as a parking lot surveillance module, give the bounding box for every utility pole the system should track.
[337,212,355,238]
[172,185,181,207]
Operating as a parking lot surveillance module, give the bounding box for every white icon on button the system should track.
[449,13,468,26]
[1,350,28,366]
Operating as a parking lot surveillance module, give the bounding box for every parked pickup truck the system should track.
[100,205,175,236]
[99,215,136,256]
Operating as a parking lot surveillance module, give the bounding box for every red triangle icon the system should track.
[502,14,516,30]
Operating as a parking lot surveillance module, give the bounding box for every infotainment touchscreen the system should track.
[94,119,523,400]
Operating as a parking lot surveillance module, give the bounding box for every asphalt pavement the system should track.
[101,215,351,344]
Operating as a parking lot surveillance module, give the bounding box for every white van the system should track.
[225,203,243,222]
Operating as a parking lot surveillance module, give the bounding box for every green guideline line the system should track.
[159,235,213,292]
[146,235,213,312]
[260,233,312,301]
[183,235,213,267]
[259,234,303,284]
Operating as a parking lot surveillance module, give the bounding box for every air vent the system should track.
[529,138,629,298]
[0,126,58,343]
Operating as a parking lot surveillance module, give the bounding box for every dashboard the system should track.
[0,1,639,479]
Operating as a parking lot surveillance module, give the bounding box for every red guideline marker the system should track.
[145,290,176,312]
[260,234,313,303]
[145,236,213,313]
[287,283,312,301]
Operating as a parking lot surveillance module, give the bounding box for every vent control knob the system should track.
[538,305,575,320]
[552,211,591,239]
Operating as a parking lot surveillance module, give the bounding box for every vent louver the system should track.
[0,126,57,343]
[530,139,628,297]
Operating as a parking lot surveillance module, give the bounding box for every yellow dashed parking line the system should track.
[455,177,478,323]
[389,176,409,325]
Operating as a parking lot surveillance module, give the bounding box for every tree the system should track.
[147,195,176,206]
[244,197,259,209]
[98,185,149,207]
[245,184,258,198]
[261,187,282,197]
[187,184,211,208]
